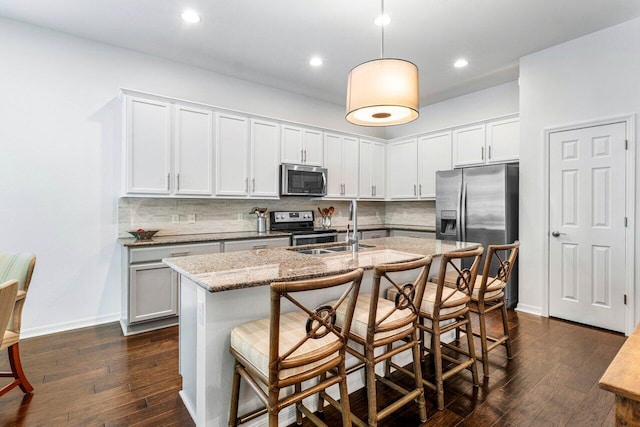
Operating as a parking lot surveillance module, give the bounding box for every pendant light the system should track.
[346,0,419,126]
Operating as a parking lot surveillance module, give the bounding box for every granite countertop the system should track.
[118,230,291,247]
[163,236,478,293]
[118,225,436,247]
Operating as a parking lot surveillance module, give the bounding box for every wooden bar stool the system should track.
[462,241,519,377]
[228,268,363,427]
[0,252,36,397]
[329,256,432,427]
[416,247,483,410]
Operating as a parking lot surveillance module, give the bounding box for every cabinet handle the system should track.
[419,184,422,196]
[342,183,345,195]
[488,145,492,159]
[252,244,267,249]
[170,251,191,257]
[301,149,304,163]
[374,185,376,197]
[167,173,170,190]
[371,185,374,197]
[304,149,307,163]
[176,173,180,191]
[252,178,255,192]
[414,184,417,196]
[481,146,485,160]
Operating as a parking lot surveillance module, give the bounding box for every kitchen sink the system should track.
[292,244,375,255]
[295,248,334,255]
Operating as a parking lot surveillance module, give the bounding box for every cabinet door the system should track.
[216,113,249,196]
[324,133,344,197]
[250,119,280,197]
[371,142,386,199]
[359,140,373,198]
[126,97,172,194]
[223,237,291,252]
[453,124,486,167]
[174,105,213,195]
[281,125,304,164]
[129,263,177,323]
[387,139,418,199]
[418,132,452,199]
[303,129,324,166]
[487,118,519,163]
[341,136,359,198]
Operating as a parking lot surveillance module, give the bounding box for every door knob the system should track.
[551,231,566,237]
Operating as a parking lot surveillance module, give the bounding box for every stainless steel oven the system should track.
[269,210,337,246]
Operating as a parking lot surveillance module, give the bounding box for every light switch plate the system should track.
[171,214,179,224]
[187,214,196,224]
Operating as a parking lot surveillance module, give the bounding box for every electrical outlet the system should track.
[187,213,196,224]
[237,213,244,221]
[171,214,179,224]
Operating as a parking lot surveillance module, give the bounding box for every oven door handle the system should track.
[292,232,338,241]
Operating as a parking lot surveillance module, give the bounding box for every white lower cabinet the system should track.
[121,241,221,335]
[129,263,177,323]
[223,237,290,252]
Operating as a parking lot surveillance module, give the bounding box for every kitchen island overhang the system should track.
[163,237,480,427]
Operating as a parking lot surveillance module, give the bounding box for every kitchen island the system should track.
[163,236,479,427]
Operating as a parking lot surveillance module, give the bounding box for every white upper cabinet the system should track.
[281,125,323,166]
[324,133,359,198]
[174,105,214,195]
[125,97,172,194]
[249,119,280,197]
[418,132,452,199]
[486,117,519,163]
[216,113,249,196]
[387,138,418,199]
[452,118,519,167]
[453,124,486,167]
[359,140,385,199]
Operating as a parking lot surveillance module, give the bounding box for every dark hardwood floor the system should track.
[0,310,624,426]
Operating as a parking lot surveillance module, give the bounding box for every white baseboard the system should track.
[21,312,121,339]
[515,303,543,316]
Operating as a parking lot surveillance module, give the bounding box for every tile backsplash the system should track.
[118,197,434,237]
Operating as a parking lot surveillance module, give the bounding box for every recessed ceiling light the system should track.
[374,14,391,26]
[454,58,469,68]
[181,10,201,23]
[309,56,323,67]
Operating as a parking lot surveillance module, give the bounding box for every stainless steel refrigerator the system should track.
[436,164,519,308]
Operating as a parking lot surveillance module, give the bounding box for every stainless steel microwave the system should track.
[280,164,327,196]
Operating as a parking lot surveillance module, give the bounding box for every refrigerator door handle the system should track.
[461,183,467,241]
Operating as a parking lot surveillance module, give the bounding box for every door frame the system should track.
[542,114,636,335]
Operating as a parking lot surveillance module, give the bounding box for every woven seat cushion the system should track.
[442,272,505,300]
[388,283,467,316]
[230,310,341,381]
[332,294,413,342]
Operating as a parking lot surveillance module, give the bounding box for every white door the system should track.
[487,118,519,164]
[303,128,324,166]
[359,140,373,198]
[453,124,485,167]
[281,125,304,164]
[324,133,343,197]
[418,131,452,199]
[341,136,359,197]
[216,113,249,196]
[250,119,280,197]
[387,138,418,199]
[371,142,385,199]
[174,105,213,195]
[549,122,627,332]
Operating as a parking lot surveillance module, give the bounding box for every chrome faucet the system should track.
[348,199,358,252]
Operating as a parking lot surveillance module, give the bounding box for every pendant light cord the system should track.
[380,0,385,58]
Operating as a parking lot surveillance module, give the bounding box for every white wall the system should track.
[518,17,640,318]
[0,17,384,337]
[385,81,519,139]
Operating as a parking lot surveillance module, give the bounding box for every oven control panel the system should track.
[271,211,314,223]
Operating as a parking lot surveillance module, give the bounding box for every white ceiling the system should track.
[1,0,640,108]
